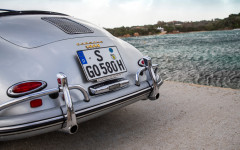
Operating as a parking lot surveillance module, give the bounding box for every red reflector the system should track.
[30,99,42,108]
[57,78,61,84]
[141,60,145,65]
[12,82,42,93]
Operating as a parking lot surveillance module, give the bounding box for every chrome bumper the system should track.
[0,56,163,139]
[0,86,151,140]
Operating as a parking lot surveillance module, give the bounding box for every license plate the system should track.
[76,47,127,81]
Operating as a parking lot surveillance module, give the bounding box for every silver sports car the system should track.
[0,9,163,141]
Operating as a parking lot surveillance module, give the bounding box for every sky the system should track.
[1,0,240,28]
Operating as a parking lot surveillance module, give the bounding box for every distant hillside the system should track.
[105,12,240,37]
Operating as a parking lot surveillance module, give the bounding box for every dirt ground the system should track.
[1,81,240,150]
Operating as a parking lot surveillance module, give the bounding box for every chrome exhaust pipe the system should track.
[70,125,78,134]
[149,93,160,100]
[60,124,78,134]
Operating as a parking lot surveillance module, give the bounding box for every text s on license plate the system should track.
[76,47,127,81]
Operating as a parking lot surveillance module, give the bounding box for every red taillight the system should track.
[12,82,42,93]
[138,58,145,67]
[30,99,42,108]
[57,78,61,84]
[7,80,47,98]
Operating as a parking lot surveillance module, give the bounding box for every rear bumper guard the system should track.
[135,56,163,100]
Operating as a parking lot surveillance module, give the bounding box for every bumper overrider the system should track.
[0,56,163,140]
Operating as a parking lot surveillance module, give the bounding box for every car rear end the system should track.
[0,11,163,140]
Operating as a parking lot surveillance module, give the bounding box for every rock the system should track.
[123,34,131,37]
[134,32,139,36]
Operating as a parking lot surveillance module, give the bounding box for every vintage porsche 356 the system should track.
[0,9,163,140]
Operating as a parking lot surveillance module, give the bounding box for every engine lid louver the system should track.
[41,17,93,34]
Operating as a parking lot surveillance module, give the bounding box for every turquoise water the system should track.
[123,30,240,89]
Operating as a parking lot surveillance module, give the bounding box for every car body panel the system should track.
[0,35,145,116]
[0,15,112,48]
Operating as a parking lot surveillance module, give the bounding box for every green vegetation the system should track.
[105,13,240,37]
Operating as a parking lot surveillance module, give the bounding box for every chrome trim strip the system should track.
[89,79,129,95]
[0,116,63,135]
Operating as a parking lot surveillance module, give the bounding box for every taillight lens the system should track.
[7,80,47,98]
[12,82,42,93]
[138,58,145,67]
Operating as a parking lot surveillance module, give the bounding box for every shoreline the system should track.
[119,29,233,38]
[164,80,240,91]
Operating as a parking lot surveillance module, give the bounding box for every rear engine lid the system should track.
[0,15,112,48]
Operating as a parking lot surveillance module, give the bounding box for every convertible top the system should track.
[0,9,68,17]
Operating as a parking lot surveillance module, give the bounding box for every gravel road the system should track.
[1,81,240,150]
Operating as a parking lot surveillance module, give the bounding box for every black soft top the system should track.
[0,9,68,17]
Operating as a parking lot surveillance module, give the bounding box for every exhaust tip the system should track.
[70,125,78,134]
[155,93,160,99]
[149,93,160,100]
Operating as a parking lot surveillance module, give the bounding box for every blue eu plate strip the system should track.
[77,51,88,65]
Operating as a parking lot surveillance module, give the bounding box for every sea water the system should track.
[123,30,240,89]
